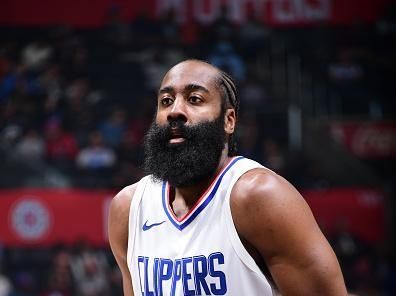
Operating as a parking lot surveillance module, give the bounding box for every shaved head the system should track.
[164,59,220,79]
[163,59,239,115]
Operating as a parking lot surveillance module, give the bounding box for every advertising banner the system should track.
[0,0,391,28]
[0,187,385,247]
[304,187,385,243]
[0,189,114,247]
[330,121,396,158]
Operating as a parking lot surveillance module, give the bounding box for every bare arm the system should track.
[108,184,137,296]
[231,169,347,296]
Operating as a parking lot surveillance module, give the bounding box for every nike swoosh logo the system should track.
[142,220,166,231]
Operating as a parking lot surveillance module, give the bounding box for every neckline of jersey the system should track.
[161,156,244,231]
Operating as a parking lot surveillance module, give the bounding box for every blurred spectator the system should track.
[237,115,259,159]
[0,51,12,82]
[76,131,116,170]
[103,5,131,51]
[112,131,144,188]
[0,272,12,296]
[70,242,109,296]
[40,249,74,296]
[98,108,127,148]
[330,217,362,291]
[62,46,89,81]
[21,40,53,73]
[9,271,35,296]
[15,128,45,162]
[238,10,270,59]
[328,49,368,115]
[240,75,270,111]
[328,50,363,82]
[351,255,376,294]
[158,9,181,47]
[127,110,151,145]
[116,130,142,164]
[131,7,161,50]
[45,118,78,172]
[208,5,235,41]
[0,124,22,152]
[143,50,170,91]
[52,26,85,70]
[0,63,40,103]
[139,46,185,93]
[39,64,63,109]
[62,78,99,137]
[180,18,201,48]
[208,41,246,82]
[259,138,286,175]
[301,162,330,189]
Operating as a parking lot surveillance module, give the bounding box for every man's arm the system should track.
[108,184,137,296]
[231,169,347,296]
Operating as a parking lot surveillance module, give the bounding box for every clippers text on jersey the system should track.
[137,252,227,295]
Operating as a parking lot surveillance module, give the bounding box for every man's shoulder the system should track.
[231,166,304,214]
[229,166,317,254]
[114,184,137,203]
[232,166,283,198]
[109,184,137,224]
[110,176,152,219]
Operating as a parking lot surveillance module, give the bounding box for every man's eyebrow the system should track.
[158,86,174,95]
[158,84,210,95]
[184,83,210,93]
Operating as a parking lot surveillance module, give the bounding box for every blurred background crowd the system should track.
[0,1,395,295]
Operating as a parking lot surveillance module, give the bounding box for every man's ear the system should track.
[224,108,236,135]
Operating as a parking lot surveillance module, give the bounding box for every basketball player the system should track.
[108,60,347,295]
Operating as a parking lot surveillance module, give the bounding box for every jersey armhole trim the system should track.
[223,163,270,278]
[126,176,150,274]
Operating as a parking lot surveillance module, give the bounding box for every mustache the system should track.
[156,119,200,141]
[169,119,185,129]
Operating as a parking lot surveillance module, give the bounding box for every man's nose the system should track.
[167,96,187,123]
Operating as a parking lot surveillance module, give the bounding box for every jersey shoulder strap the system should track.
[126,175,151,265]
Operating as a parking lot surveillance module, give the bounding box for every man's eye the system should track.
[161,97,173,105]
[189,96,202,104]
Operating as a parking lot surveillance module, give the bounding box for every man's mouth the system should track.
[169,129,185,144]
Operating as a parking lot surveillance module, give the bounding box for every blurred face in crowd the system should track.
[89,131,104,147]
[144,60,232,187]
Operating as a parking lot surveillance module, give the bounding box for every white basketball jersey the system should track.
[127,156,275,295]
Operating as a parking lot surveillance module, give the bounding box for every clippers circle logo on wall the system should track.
[10,198,51,241]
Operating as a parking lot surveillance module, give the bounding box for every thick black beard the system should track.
[143,114,226,187]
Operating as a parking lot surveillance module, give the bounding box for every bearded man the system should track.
[108,60,347,295]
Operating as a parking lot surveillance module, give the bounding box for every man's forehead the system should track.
[160,61,220,90]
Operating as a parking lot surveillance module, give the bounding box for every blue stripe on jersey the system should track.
[162,156,244,231]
